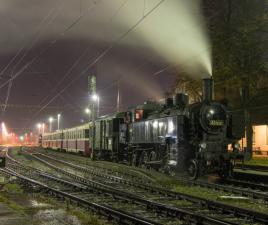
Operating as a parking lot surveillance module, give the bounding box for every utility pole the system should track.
[89,75,97,121]
[117,80,120,112]
[88,75,97,159]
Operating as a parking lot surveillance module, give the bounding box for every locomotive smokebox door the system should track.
[0,157,6,168]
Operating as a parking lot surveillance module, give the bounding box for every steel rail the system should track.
[29,153,235,225]
[179,178,268,201]
[0,167,161,225]
[235,164,268,172]
[32,152,268,224]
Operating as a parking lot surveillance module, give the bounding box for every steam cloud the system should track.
[1,0,211,78]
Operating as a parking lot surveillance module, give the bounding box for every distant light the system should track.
[37,123,41,129]
[1,122,8,137]
[49,117,54,123]
[19,136,24,141]
[209,109,215,114]
[85,108,91,114]
[91,94,99,101]
[57,114,61,118]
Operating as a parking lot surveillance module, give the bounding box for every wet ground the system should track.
[0,193,82,225]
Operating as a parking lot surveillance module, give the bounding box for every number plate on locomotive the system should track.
[209,120,224,126]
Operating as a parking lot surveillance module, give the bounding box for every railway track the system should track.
[180,178,268,201]
[5,150,248,225]
[16,150,268,225]
[235,164,268,172]
[34,150,268,202]
[1,167,160,225]
[5,153,170,225]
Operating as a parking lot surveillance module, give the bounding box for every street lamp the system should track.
[48,117,54,132]
[85,108,91,114]
[91,94,100,118]
[57,114,61,130]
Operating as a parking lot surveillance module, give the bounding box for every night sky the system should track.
[0,0,208,134]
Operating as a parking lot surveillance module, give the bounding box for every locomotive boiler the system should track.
[119,78,240,179]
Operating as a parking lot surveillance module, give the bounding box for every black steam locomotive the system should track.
[42,78,241,179]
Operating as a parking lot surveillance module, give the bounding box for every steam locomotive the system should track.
[41,78,241,179]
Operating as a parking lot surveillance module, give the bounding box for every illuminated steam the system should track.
[0,0,212,78]
[112,0,212,77]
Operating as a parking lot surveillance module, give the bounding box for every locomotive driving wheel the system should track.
[188,159,199,180]
[148,151,157,170]
[139,151,149,169]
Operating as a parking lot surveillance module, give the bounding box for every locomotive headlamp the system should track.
[234,142,240,149]
[209,109,215,114]
[200,142,207,149]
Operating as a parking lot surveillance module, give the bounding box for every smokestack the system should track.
[203,78,214,101]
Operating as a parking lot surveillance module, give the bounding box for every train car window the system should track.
[82,130,84,138]
[86,129,89,138]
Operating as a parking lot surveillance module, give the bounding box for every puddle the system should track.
[33,209,81,225]
[31,200,51,208]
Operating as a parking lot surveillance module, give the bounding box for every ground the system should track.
[1,147,268,224]
[0,181,110,225]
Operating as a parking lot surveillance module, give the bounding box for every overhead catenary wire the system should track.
[33,62,84,111]
[152,8,224,77]
[36,0,130,107]
[0,0,102,91]
[32,0,166,118]
[37,44,93,107]
[0,4,59,78]
[0,5,60,116]
[0,5,59,113]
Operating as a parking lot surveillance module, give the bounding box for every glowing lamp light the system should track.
[1,122,8,135]
[48,117,54,123]
[19,136,24,141]
[91,94,99,101]
[85,108,91,114]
